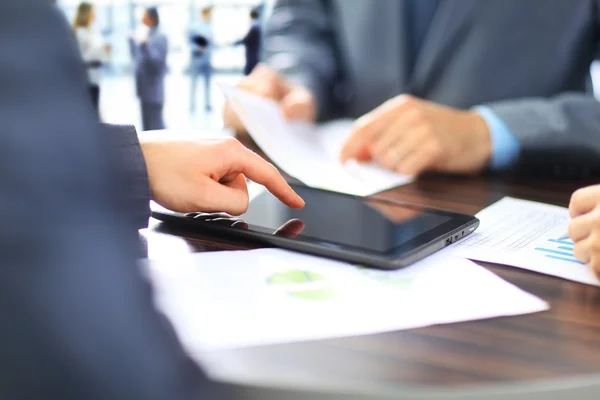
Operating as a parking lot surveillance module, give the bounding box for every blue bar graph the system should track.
[545,255,585,265]
[534,248,576,257]
[548,239,574,246]
[534,236,583,265]
[558,246,574,251]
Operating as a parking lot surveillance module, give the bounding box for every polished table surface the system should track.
[143,173,600,389]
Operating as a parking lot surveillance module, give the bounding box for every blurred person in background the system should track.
[224,0,600,180]
[189,6,214,112]
[234,8,262,76]
[129,6,168,131]
[73,1,111,117]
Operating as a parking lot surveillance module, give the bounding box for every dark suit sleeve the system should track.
[0,2,221,399]
[263,0,341,120]
[483,0,600,178]
[237,25,258,46]
[104,124,151,230]
[141,34,168,73]
[486,94,600,177]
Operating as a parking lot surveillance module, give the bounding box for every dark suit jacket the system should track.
[0,1,220,398]
[129,27,168,104]
[238,23,262,74]
[265,0,600,178]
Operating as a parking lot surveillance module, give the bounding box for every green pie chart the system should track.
[267,270,335,301]
[268,270,324,285]
[358,267,413,287]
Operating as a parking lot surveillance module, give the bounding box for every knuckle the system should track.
[239,197,250,215]
[217,138,243,158]
[573,243,589,262]
[401,95,417,107]
[353,116,372,133]
[567,223,576,239]
[262,161,279,179]
[589,210,600,230]
[373,152,385,165]
[394,164,406,174]
[593,215,600,229]
[422,141,441,162]
[268,162,279,175]
[590,235,600,252]
[410,110,426,125]
[222,137,242,149]
[428,140,442,156]
[236,78,254,90]
[570,188,586,208]
[421,124,436,138]
[379,155,395,170]
[230,206,246,216]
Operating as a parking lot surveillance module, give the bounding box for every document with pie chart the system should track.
[145,249,547,353]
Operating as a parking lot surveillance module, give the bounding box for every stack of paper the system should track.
[448,197,598,286]
[145,249,547,352]
[219,83,413,196]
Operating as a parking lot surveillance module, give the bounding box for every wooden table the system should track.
[143,174,600,390]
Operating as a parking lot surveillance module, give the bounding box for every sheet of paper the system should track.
[448,197,599,286]
[145,249,547,353]
[218,83,412,196]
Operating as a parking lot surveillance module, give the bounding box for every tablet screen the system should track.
[196,185,452,253]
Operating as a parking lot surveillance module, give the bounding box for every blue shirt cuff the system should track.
[474,106,521,170]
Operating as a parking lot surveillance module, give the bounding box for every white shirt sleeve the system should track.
[75,27,108,63]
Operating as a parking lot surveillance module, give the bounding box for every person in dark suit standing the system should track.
[129,7,168,131]
[235,9,262,76]
[0,1,304,398]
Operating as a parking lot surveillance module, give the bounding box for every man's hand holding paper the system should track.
[219,82,412,196]
[223,65,317,134]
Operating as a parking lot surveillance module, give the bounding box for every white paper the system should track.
[145,249,547,353]
[219,83,412,196]
[448,197,599,286]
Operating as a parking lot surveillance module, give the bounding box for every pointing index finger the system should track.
[233,147,305,209]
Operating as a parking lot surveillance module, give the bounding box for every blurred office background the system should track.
[58,0,270,131]
[58,0,600,133]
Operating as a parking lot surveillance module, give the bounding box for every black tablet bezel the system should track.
[151,186,479,270]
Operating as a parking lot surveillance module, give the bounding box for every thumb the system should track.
[281,88,317,122]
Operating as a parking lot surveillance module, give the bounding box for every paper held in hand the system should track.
[219,83,413,196]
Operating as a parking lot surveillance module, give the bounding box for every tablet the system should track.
[151,184,479,270]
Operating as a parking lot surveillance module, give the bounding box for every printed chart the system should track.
[450,197,598,285]
[146,248,547,352]
[534,235,583,265]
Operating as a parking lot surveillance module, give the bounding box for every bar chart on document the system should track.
[534,234,582,265]
[450,197,599,286]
